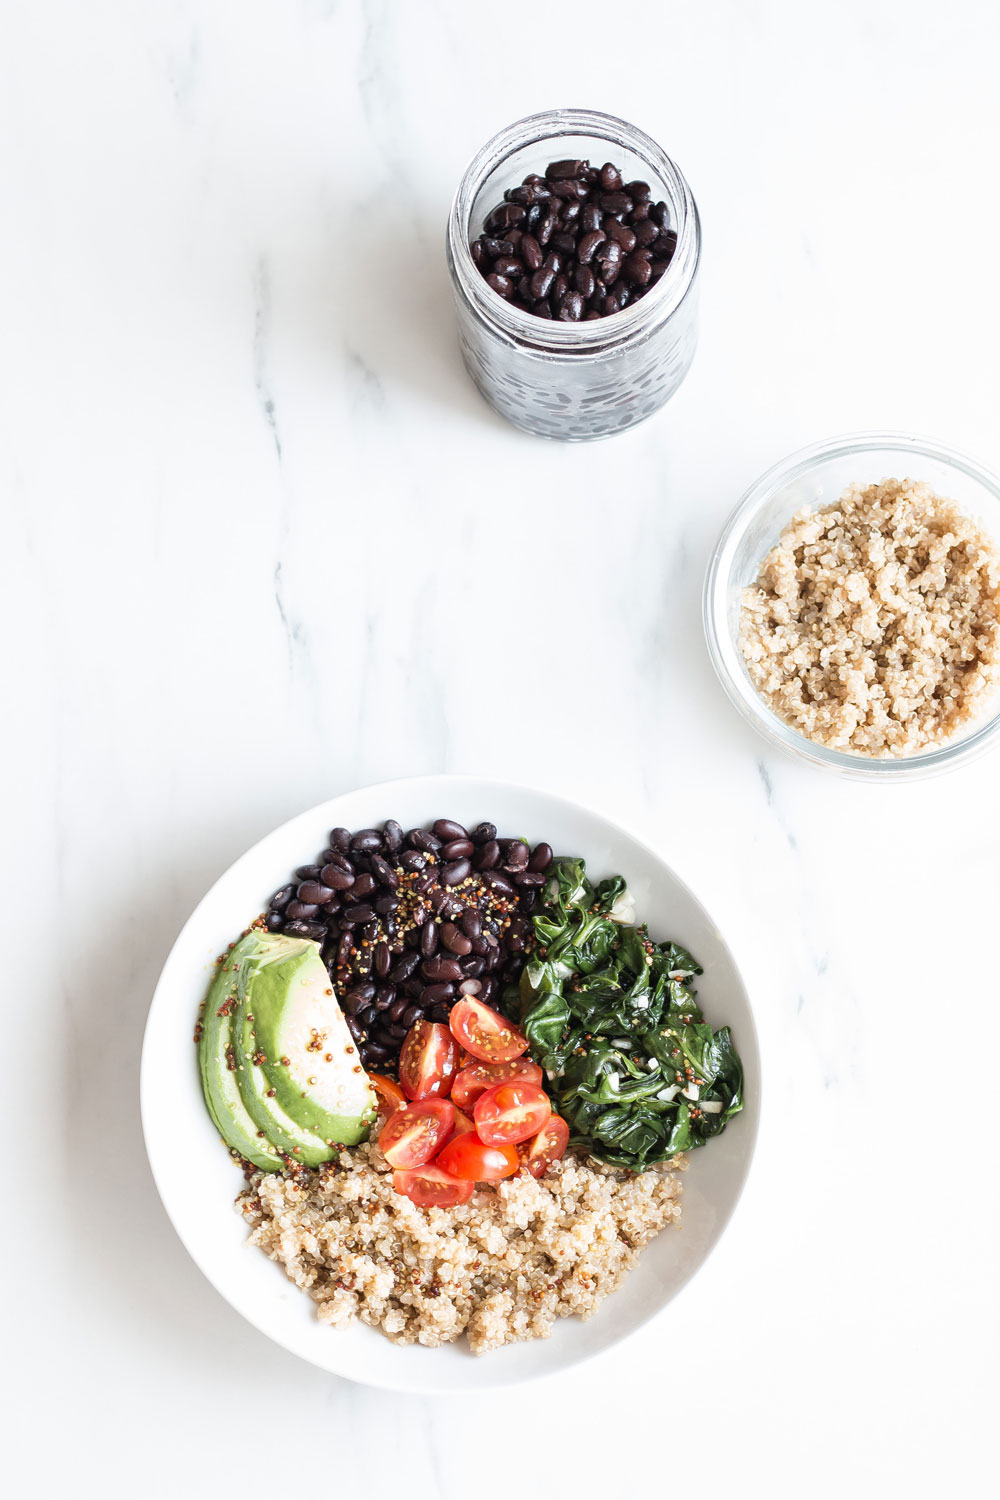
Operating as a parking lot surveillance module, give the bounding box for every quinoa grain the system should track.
[239,1141,684,1354]
[739,477,1000,755]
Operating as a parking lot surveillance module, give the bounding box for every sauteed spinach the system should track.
[514,858,744,1172]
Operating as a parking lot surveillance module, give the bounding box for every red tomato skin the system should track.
[474,1081,552,1146]
[436,1133,520,1183]
[451,1057,544,1111]
[392,1165,474,1207]
[369,1073,407,1114]
[378,1099,454,1168]
[399,1020,461,1100]
[448,998,529,1064]
[520,1114,570,1177]
[444,1105,476,1146]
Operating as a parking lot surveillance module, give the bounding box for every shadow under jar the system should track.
[447,108,700,442]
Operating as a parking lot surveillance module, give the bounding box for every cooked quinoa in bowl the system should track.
[238,1140,685,1354]
[739,477,1000,756]
[705,435,1000,776]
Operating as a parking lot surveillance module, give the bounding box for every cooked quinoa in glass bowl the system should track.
[704,434,1000,779]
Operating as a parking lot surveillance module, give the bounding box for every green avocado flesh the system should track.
[247,934,377,1146]
[197,930,377,1172]
[197,963,282,1172]
[231,1000,335,1167]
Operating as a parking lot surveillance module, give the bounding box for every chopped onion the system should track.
[609,888,637,924]
[700,1099,724,1114]
[655,1084,680,1102]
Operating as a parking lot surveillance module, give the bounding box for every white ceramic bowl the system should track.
[141,775,760,1392]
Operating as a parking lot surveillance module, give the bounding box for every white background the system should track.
[4,1,998,1495]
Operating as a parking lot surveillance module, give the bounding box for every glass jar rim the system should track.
[448,107,700,354]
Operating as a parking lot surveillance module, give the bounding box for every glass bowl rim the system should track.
[703,430,1000,780]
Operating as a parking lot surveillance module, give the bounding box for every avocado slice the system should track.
[243,933,377,1146]
[230,1002,335,1167]
[198,960,282,1172]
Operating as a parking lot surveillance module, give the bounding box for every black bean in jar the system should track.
[470,155,674,323]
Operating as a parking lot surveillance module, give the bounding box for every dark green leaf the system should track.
[521,854,745,1173]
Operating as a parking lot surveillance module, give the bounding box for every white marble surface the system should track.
[5,0,999,1493]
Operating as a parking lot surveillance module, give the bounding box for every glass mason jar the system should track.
[447,108,701,442]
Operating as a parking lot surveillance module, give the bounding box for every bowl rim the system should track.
[703,430,1000,780]
[140,772,761,1392]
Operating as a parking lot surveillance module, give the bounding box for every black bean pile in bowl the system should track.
[265,819,552,1073]
[471,158,678,322]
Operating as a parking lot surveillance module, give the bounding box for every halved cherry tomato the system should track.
[519,1114,570,1178]
[449,997,529,1063]
[369,1073,407,1115]
[444,1104,476,1146]
[451,1057,544,1111]
[392,1164,474,1207]
[474,1081,552,1146]
[399,1020,460,1100]
[378,1099,454,1168]
[436,1132,520,1183]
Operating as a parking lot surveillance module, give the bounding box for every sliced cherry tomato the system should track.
[449,997,529,1063]
[474,1081,552,1146]
[378,1099,454,1168]
[519,1114,570,1178]
[444,1104,476,1146]
[369,1073,407,1114]
[392,1164,474,1207]
[436,1132,520,1183]
[398,1019,461,1100]
[451,1057,544,1111]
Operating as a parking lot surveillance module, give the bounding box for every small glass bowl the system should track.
[704,433,1000,780]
